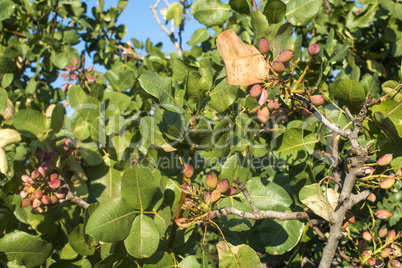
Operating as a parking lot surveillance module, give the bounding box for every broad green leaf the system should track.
[51,45,80,69]
[139,116,166,147]
[219,244,262,268]
[103,91,131,117]
[121,165,162,211]
[13,109,50,138]
[0,54,9,79]
[244,177,293,211]
[334,79,366,114]
[88,161,122,204]
[51,104,65,133]
[360,73,380,99]
[154,206,171,237]
[77,96,100,122]
[188,28,210,46]
[219,154,251,183]
[105,70,136,92]
[0,88,7,114]
[124,214,160,259]
[229,0,250,14]
[25,77,37,94]
[166,2,183,27]
[260,217,305,255]
[285,0,321,26]
[382,80,402,102]
[179,255,201,268]
[191,0,231,27]
[371,99,402,137]
[141,251,175,267]
[86,197,135,242]
[0,0,15,21]
[63,29,80,44]
[272,22,294,59]
[380,0,402,21]
[271,128,318,166]
[80,143,103,166]
[185,72,210,105]
[251,11,269,42]
[60,243,78,260]
[299,183,331,221]
[220,197,255,231]
[0,231,52,268]
[68,224,97,256]
[68,85,87,110]
[172,59,197,81]
[207,77,238,113]
[263,0,286,24]
[139,70,182,112]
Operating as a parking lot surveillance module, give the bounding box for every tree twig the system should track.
[233,177,258,213]
[58,175,90,209]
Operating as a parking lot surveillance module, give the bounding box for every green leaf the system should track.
[382,80,402,102]
[85,197,135,242]
[68,85,87,111]
[244,177,293,211]
[334,79,366,114]
[219,244,263,268]
[191,0,231,27]
[141,251,176,267]
[260,217,304,255]
[219,155,250,184]
[166,2,183,27]
[207,77,238,113]
[263,0,286,24]
[13,109,50,138]
[188,28,210,46]
[285,0,321,26]
[172,59,197,81]
[121,165,162,211]
[25,77,37,94]
[299,183,331,221]
[229,0,250,14]
[105,70,136,92]
[0,54,9,79]
[251,11,269,42]
[51,104,65,133]
[371,99,402,137]
[78,96,100,122]
[272,22,294,59]
[51,45,80,69]
[103,92,131,117]
[0,0,15,21]
[220,197,255,231]
[139,70,182,112]
[68,224,97,256]
[0,88,7,114]
[0,231,52,268]
[63,29,80,44]
[154,206,171,237]
[139,116,166,147]
[88,161,122,204]
[380,0,402,21]
[80,144,103,166]
[124,214,160,259]
[272,129,318,166]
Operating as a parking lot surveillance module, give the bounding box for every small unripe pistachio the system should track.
[363,250,372,258]
[216,179,230,194]
[49,179,61,189]
[31,170,40,180]
[31,206,44,214]
[310,95,325,106]
[183,163,194,178]
[210,190,221,203]
[358,240,367,251]
[259,38,269,53]
[271,108,287,124]
[32,198,41,208]
[50,195,58,204]
[364,166,375,175]
[71,74,78,80]
[379,176,396,189]
[55,191,66,199]
[41,196,50,205]
[271,61,285,74]
[34,190,43,200]
[87,65,94,72]
[29,195,35,201]
[229,186,238,195]
[345,211,355,224]
[367,193,376,202]
[250,84,262,98]
[258,89,268,106]
[376,209,393,220]
[206,172,218,189]
[379,227,388,237]
[277,49,294,63]
[308,43,321,57]
[20,190,28,199]
[302,109,313,117]
[38,166,47,178]
[87,77,96,83]
[267,100,280,111]
[73,58,78,66]
[50,173,59,181]
[205,192,211,203]
[387,230,396,242]
[175,218,191,228]
[377,154,393,166]
[367,257,376,266]
[21,198,31,208]
[361,230,372,241]
[381,247,392,258]
[341,219,349,230]
[257,107,270,124]
[21,175,30,182]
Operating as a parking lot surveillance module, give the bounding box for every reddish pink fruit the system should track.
[377,154,393,166]
[175,218,191,228]
[205,192,211,202]
[361,230,372,241]
[87,77,95,83]
[21,175,30,182]
[308,43,321,57]
[259,38,269,53]
[228,186,238,195]
[61,73,69,79]
[271,61,285,74]
[38,166,47,178]
[34,190,43,200]
[379,176,395,189]
[87,65,94,72]
[277,49,294,63]
[32,198,41,208]
[210,190,221,203]
[258,89,268,106]
[381,247,391,258]
[341,219,349,230]
[379,227,388,237]
[206,172,218,189]
[20,190,28,199]
[50,195,58,204]
[183,163,194,178]
[50,173,59,181]
[250,84,262,98]
[74,58,78,65]
[389,259,401,268]
[21,198,31,208]
[29,195,35,201]
[302,109,313,117]
[367,258,376,266]
[70,74,77,80]
[63,145,69,151]
[55,191,65,199]
[367,193,376,202]
[31,170,40,180]
[267,100,280,111]
[387,230,396,242]
[310,95,325,106]
[376,209,393,220]
[65,138,73,146]
[364,166,375,175]
[363,250,372,258]
[257,107,270,124]
[216,179,230,194]
[41,196,50,205]
[49,179,61,189]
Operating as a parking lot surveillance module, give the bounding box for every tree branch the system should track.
[150,1,183,57]
[209,207,310,221]
[233,177,258,213]
[58,175,90,209]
